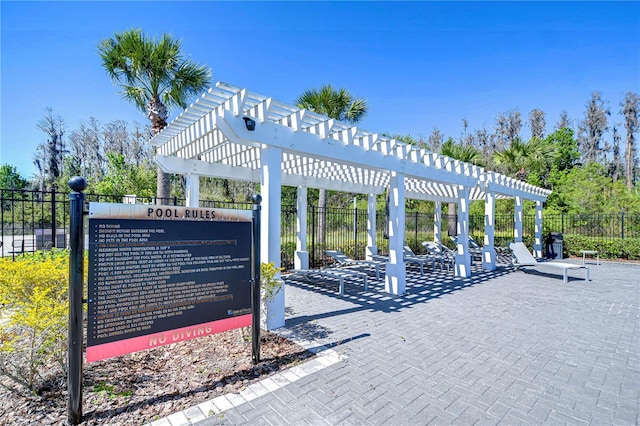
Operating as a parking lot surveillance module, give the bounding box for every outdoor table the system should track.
[580,250,599,265]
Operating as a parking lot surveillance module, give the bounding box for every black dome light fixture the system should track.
[243,116,256,131]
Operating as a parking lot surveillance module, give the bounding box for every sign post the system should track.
[68,176,87,425]
[65,188,260,423]
[251,194,262,364]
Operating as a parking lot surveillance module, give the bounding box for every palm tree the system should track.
[296,85,368,124]
[295,85,368,248]
[492,137,555,182]
[99,29,211,203]
[440,138,485,237]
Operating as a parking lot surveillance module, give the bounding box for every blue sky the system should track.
[1,1,639,179]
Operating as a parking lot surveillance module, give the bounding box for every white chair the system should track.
[509,242,589,283]
[403,245,439,274]
[325,250,384,280]
[421,241,455,271]
[286,268,368,296]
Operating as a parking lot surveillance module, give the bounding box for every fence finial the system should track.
[68,176,87,192]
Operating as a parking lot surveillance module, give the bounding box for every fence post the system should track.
[414,211,418,244]
[251,194,262,364]
[67,176,87,425]
[621,212,625,239]
[561,213,565,234]
[353,197,358,258]
[311,205,316,267]
[51,188,57,248]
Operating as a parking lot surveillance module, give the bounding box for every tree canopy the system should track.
[98,29,211,134]
[0,164,28,191]
[296,84,368,124]
[99,29,211,202]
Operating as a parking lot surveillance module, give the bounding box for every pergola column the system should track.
[482,191,496,271]
[366,193,377,260]
[434,201,442,243]
[185,174,200,208]
[455,185,471,277]
[295,186,308,270]
[534,200,543,258]
[514,196,523,243]
[260,146,284,329]
[385,172,406,295]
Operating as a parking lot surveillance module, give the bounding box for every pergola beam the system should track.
[147,81,553,326]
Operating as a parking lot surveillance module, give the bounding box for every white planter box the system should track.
[261,279,285,330]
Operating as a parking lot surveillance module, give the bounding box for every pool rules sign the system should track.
[87,203,255,362]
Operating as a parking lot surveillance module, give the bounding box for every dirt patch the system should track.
[0,327,313,425]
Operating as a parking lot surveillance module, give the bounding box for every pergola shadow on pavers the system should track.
[283,260,594,325]
[149,81,551,328]
[284,264,514,321]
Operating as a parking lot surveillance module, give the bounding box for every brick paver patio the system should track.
[152,260,640,425]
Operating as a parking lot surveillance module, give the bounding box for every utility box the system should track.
[546,232,564,259]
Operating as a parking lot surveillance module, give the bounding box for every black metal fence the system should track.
[2,188,639,266]
[0,189,252,260]
[282,208,640,269]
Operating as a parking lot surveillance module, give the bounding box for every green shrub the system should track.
[0,249,70,393]
[563,235,640,260]
[260,261,283,303]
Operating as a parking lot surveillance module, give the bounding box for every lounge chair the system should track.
[450,235,483,254]
[450,235,483,263]
[403,246,439,274]
[325,250,384,280]
[421,241,455,271]
[509,242,589,283]
[286,268,368,296]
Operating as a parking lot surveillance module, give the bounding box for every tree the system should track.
[68,117,103,182]
[549,162,640,215]
[460,118,475,147]
[440,138,485,237]
[295,84,368,245]
[296,84,368,124]
[93,152,156,198]
[492,138,555,183]
[0,165,27,190]
[540,129,580,201]
[546,128,579,173]
[129,121,153,166]
[102,120,129,157]
[555,110,571,131]
[99,29,211,203]
[34,107,66,190]
[622,91,639,189]
[474,127,492,165]
[578,91,609,164]
[494,110,522,150]
[428,128,444,152]
[528,109,546,139]
[609,125,623,182]
[0,164,28,211]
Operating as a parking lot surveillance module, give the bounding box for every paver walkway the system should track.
[153,260,640,425]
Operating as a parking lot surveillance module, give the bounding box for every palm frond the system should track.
[99,29,211,122]
[295,84,367,124]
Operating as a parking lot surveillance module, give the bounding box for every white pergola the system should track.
[149,82,551,328]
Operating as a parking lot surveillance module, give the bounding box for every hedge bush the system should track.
[563,235,640,260]
[0,250,70,393]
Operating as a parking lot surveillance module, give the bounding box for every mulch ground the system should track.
[0,327,313,425]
